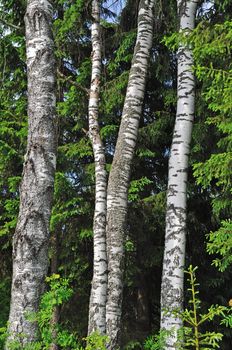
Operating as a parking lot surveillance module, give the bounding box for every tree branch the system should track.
[0,17,21,31]
[57,70,89,95]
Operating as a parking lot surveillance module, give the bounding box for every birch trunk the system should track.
[88,0,108,335]
[7,0,57,346]
[105,1,155,348]
[160,1,198,348]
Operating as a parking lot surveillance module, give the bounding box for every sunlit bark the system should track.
[7,0,57,346]
[88,0,108,335]
[160,1,198,348]
[105,1,155,348]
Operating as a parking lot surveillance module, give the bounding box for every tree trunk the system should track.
[136,274,150,337]
[7,0,57,346]
[160,1,198,348]
[88,0,108,335]
[105,1,155,348]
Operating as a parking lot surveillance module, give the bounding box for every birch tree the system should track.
[7,0,57,346]
[88,0,108,335]
[105,1,155,348]
[160,1,198,348]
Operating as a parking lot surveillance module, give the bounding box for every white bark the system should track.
[88,0,108,335]
[105,1,155,348]
[7,0,57,347]
[160,1,198,348]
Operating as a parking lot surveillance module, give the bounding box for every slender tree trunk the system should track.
[105,1,155,348]
[7,0,57,347]
[160,1,198,348]
[88,0,108,335]
[136,275,150,337]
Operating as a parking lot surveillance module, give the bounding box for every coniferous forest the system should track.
[0,0,231,349]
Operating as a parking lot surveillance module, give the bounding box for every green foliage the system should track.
[28,274,77,349]
[84,332,109,350]
[0,69,26,238]
[102,71,129,114]
[190,19,232,272]
[179,266,229,350]
[40,274,73,313]
[3,275,109,349]
[162,31,179,51]
[107,30,136,75]
[0,326,8,349]
[0,1,28,310]
[59,139,93,160]
[0,278,11,328]
[5,275,76,349]
[144,330,168,350]
[128,177,153,202]
[149,266,230,350]
[54,0,86,58]
[193,152,231,193]
[100,124,119,141]
[191,21,232,61]
[221,306,232,329]
[206,220,232,272]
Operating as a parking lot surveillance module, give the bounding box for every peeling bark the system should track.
[7,0,57,347]
[160,1,198,348]
[105,1,155,348]
[88,0,108,335]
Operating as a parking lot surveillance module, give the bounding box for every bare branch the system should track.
[0,17,21,31]
[57,69,89,95]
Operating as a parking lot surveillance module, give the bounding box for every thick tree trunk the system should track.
[105,1,155,348]
[7,0,57,347]
[88,0,108,335]
[160,1,198,348]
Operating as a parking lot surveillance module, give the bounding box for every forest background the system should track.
[0,0,231,349]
